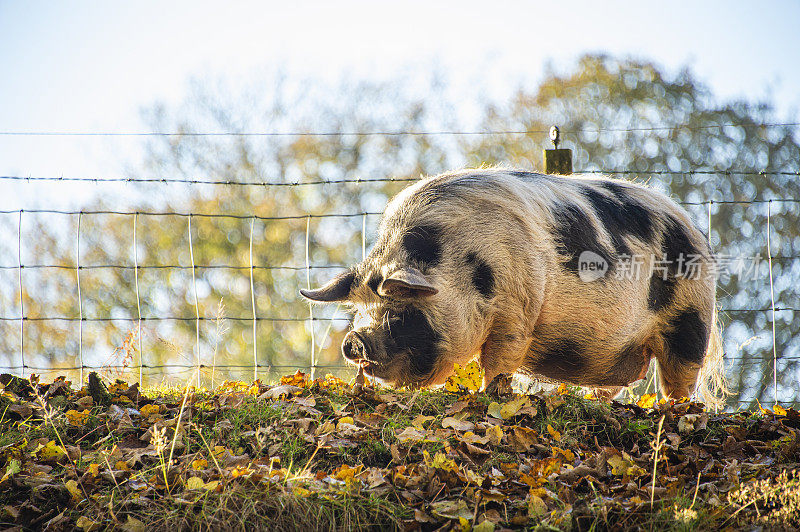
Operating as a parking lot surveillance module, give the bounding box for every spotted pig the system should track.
[301,169,726,406]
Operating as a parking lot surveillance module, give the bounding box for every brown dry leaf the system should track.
[396,427,428,443]
[258,385,302,400]
[508,426,538,452]
[411,414,435,429]
[430,499,472,520]
[441,416,476,432]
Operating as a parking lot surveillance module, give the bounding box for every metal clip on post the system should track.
[544,126,573,175]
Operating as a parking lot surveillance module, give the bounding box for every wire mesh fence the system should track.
[1,123,798,408]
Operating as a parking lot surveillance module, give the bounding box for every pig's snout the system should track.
[342,331,369,362]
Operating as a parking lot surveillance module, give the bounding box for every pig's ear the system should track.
[300,271,355,302]
[378,268,438,299]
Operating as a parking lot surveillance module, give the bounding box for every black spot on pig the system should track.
[530,338,587,381]
[661,216,701,275]
[385,308,442,376]
[551,203,613,274]
[582,188,632,256]
[403,225,442,267]
[466,252,495,298]
[585,185,655,246]
[647,274,676,312]
[663,308,708,364]
[597,342,648,385]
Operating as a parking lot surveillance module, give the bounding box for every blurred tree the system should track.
[1,55,797,407]
[0,74,459,386]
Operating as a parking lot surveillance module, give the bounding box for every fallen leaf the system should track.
[430,499,472,520]
[442,416,476,432]
[76,516,100,531]
[637,394,657,409]
[65,479,82,500]
[121,516,147,532]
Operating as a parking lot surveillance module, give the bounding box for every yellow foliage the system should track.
[186,476,205,490]
[36,440,66,460]
[66,409,91,426]
[424,451,458,472]
[637,394,657,409]
[444,361,483,393]
[65,479,82,500]
[139,404,160,417]
[546,424,562,441]
[336,416,355,430]
[280,371,310,387]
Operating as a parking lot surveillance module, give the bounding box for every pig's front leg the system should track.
[479,323,533,389]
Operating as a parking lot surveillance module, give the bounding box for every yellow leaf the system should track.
[186,476,205,490]
[637,394,657,409]
[551,446,575,462]
[424,451,458,472]
[65,479,82,500]
[500,395,529,419]
[191,459,208,470]
[411,415,435,429]
[231,466,253,478]
[556,383,569,396]
[280,370,310,387]
[489,396,529,420]
[486,425,504,445]
[121,516,146,532]
[87,463,100,477]
[76,516,100,531]
[333,463,362,482]
[139,404,160,417]
[473,519,496,532]
[65,409,91,426]
[774,404,788,416]
[546,424,562,441]
[607,452,638,476]
[583,392,597,400]
[444,361,484,392]
[1,459,21,483]
[528,493,548,516]
[212,445,227,457]
[37,440,66,460]
[336,416,355,430]
[114,460,130,471]
[293,486,312,497]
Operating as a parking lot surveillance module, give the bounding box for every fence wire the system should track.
[2,158,799,403]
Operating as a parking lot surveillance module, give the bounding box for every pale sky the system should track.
[1,0,799,208]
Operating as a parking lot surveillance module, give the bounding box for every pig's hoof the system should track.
[484,373,514,397]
